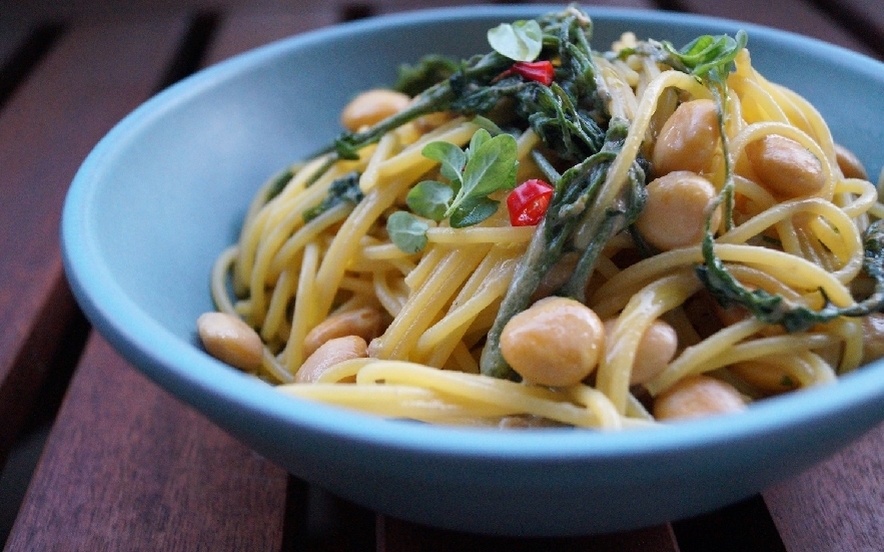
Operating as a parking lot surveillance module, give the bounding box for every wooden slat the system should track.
[809,0,884,58]
[837,0,884,35]
[4,336,290,551]
[204,6,340,65]
[763,421,884,552]
[0,15,188,471]
[672,0,877,58]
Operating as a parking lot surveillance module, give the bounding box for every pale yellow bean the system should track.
[500,297,605,387]
[744,134,825,198]
[731,360,798,393]
[295,335,368,383]
[303,306,385,357]
[197,312,264,372]
[340,89,411,131]
[605,318,678,385]
[651,99,720,176]
[834,143,868,180]
[653,375,746,420]
[634,171,722,251]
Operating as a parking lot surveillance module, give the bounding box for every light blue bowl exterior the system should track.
[61,5,884,536]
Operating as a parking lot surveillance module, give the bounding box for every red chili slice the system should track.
[507,179,554,226]
[511,61,555,85]
[497,60,555,86]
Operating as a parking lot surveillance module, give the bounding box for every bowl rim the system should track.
[61,3,884,462]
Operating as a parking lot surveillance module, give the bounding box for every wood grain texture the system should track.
[669,0,878,58]
[204,6,340,65]
[0,16,184,470]
[764,421,884,552]
[2,1,884,551]
[4,336,290,551]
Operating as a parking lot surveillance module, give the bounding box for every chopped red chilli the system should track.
[501,60,555,86]
[507,179,554,226]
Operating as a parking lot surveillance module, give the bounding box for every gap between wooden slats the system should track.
[0,22,65,111]
[379,517,680,552]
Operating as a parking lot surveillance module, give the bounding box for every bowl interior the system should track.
[61,5,884,535]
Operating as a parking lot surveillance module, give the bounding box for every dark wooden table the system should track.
[1,0,883,550]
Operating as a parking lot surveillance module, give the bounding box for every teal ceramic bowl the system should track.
[61,5,884,536]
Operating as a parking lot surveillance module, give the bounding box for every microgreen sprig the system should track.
[487,19,544,62]
[387,128,519,254]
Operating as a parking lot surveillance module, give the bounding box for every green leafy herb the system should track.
[302,172,364,222]
[487,19,544,62]
[388,128,518,253]
[661,31,748,83]
[405,180,453,222]
[450,196,501,228]
[618,30,748,85]
[387,211,429,254]
[303,6,600,186]
[698,219,884,333]
[453,129,518,214]
[394,54,460,97]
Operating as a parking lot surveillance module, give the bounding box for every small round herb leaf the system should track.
[450,197,499,228]
[459,132,519,201]
[407,180,454,222]
[387,211,429,254]
[422,140,467,186]
[487,19,543,62]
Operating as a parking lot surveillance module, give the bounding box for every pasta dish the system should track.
[197,5,884,430]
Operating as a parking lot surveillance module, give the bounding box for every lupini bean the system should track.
[303,306,384,358]
[862,312,884,366]
[340,89,410,132]
[653,374,746,420]
[730,360,798,393]
[605,318,679,385]
[651,99,720,176]
[834,143,868,180]
[744,134,826,198]
[197,312,264,372]
[634,171,722,251]
[500,297,605,387]
[296,335,368,383]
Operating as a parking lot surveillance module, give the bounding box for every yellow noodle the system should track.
[596,269,704,413]
[353,360,624,429]
[284,242,321,373]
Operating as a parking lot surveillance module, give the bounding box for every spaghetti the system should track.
[200,6,884,429]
